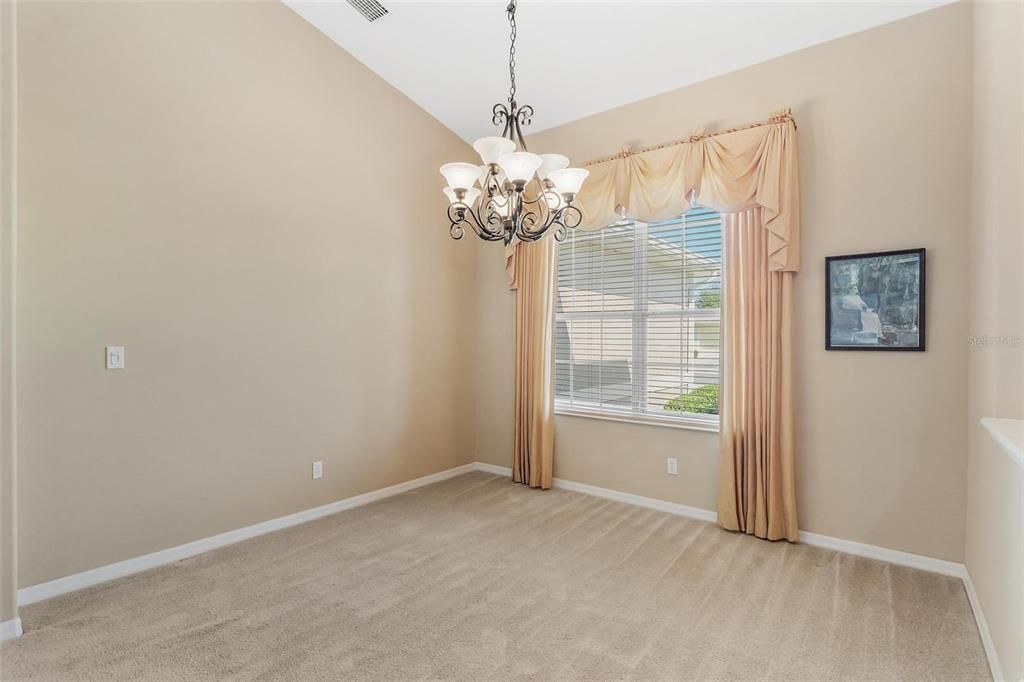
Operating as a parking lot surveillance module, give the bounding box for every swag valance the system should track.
[506,110,800,287]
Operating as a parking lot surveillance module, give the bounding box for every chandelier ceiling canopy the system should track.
[439,0,588,245]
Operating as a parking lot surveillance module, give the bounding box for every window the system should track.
[554,207,722,428]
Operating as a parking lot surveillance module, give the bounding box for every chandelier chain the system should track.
[507,0,517,104]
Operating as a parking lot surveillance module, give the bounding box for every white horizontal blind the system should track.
[554,207,722,421]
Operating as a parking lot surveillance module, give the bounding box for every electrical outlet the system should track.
[312,460,323,480]
[666,458,678,475]
[105,346,125,369]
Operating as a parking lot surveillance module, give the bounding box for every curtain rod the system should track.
[580,109,795,168]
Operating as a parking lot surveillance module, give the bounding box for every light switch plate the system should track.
[666,457,678,475]
[106,346,125,369]
[312,460,323,480]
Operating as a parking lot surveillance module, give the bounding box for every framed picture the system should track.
[825,248,925,351]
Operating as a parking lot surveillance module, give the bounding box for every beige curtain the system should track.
[510,237,556,489]
[503,111,800,523]
[505,112,800,279]
[717,209,798,541]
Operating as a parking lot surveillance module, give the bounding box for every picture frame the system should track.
[825,248,925,351]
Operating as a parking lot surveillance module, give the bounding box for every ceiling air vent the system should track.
[346,0,389,23]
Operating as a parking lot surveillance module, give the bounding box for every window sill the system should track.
[555,406,720,433]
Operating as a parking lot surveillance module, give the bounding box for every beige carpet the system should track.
[0,472,990,680]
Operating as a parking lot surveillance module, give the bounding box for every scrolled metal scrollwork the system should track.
[448,198,506,243]
[557,204,582,230]
[447,184,580,245]
[515,104,533,129]
[548,205,582,243]
[492,103,510,129]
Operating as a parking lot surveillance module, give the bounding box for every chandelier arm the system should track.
[516,104,533,128]
[557,204,583,230]
[486,167,517,205]
[520,190,560,207]
[473,213,508,242]
[551,222,569,242]
[513,104,533,150]
[510,110,528,151]
[481,195,516,240]
[447,203,471,240]
[515,215,555,242]
[448,203,505,242]
[491,103,506,126]
[492,103,511,137]
[481,189,505,216]
[483,167,498,193]
[514,179,562,240]
[446,203,471,240]
[515,201,554,241]
[518,174,549,208]
[477,202,509,240]
[476,224,509,242]
[515,202,582,243]
[481,171,512,234]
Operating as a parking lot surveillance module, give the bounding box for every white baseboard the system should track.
[483,462,718,523]
[473,462,513,477]
[17,462,478,607]
[796,530,964,578]
[962,568,1005,681]
[0,617,22,641]
[473,462,960,575]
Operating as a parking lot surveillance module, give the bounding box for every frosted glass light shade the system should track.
[443,186,480,206]
[439,162,482,191]
[537,153,569,180]
[498,152,543,184]
[473,136,516,165]
[548,168,589,195]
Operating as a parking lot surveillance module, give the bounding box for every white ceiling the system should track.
[285,0,953,143]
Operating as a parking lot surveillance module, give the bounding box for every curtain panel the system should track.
[718,209,798,541]
[510,237,556,489]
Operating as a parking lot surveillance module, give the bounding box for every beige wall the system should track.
[965,1,1024,679]
[15,0,476,588]
[477,3,974,562]
[0,0,17,624]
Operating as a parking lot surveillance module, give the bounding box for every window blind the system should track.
[554,207,722,422]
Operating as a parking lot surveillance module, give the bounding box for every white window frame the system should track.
[553,214,721,433]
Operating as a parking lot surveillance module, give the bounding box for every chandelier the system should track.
[439,0,589,245]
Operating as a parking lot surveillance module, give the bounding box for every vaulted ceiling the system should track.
[285,1,953,143]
